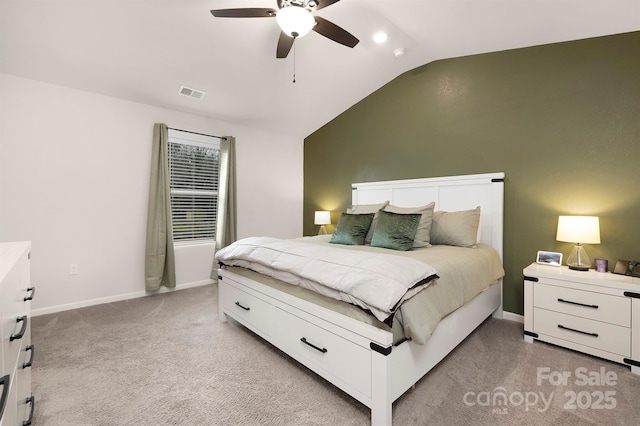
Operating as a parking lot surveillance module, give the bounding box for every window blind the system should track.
[168,129,221,242]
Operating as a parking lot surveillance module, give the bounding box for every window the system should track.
[168,129,221,243]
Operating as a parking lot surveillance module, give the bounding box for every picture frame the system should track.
[536,250,562,266]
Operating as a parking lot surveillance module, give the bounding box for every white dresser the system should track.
[0,242,34,426]
[523,262,640,375]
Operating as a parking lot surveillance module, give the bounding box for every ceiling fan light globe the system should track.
[276,6,315,38]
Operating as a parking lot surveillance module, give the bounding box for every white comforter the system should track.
[215,237,439,321]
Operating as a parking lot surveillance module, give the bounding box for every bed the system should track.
[216,172,505,425]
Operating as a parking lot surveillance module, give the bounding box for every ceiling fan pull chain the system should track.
[293,38,296,83]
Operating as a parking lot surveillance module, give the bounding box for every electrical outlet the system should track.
[69,263,79,275]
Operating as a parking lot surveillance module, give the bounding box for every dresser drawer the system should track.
[273,308,371,398]
[0,372,19,426]
[534,282,630,326]
[0,282,31,380]
[16,329,34,425]
[17,349,34,426]
[221,281,272,337]
[534,308,630,356]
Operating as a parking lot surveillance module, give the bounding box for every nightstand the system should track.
[523,263,640,375]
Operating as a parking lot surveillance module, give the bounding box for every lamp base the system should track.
[566,243,591,271]
[318,225,327,235]
[568,264,590,271]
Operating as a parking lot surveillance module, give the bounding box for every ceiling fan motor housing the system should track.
[278,0,317,11]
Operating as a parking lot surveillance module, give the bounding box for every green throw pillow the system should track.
[329,213,374,245]
[370,210,421,251]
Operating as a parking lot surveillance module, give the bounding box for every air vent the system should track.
[178,86,206,100]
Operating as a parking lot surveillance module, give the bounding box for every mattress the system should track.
[221,235,505,345]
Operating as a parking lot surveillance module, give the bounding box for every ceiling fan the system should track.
[210,0,359,58]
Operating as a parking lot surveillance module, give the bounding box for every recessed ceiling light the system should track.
[393,48,406,57]
[373,32,388,44]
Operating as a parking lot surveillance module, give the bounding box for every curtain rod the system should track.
[168,127,224,140]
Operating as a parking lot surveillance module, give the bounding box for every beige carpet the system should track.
[31,284,640,425]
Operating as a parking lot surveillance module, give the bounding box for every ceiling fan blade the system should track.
[314,0,341,11]
[210,8,277,18]
[312,16,359,48]
[276,32,295,58]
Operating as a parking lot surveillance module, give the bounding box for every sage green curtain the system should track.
[145,123,176,291]
[211,136,237,279]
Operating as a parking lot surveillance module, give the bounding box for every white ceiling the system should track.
[1,0,638,139]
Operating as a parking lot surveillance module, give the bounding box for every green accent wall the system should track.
[303,31,640,315]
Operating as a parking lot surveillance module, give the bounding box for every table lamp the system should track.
[556,215,601,271]
[314,211,331,235]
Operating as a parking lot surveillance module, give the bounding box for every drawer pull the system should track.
[300,337,328,354]
[235,301,250,311]
[23,345,35,369]
[557,298,598,309]
[558,324,599,338]
[1,375,9,421]
[10,315,28,341]
[23,395,35,426]
[24,286,36,301]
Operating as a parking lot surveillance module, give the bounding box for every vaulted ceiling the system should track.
[1,0,638,138]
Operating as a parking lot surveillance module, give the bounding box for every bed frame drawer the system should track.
[273,308,372,398]
[533,307,631,356]
[221,280,273,337]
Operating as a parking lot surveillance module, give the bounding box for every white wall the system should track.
[0,74,303,315]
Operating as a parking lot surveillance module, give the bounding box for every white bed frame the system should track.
[218,172,505,425]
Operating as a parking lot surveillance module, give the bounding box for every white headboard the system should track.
[352,172,505,261]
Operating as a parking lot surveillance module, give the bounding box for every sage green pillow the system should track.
[430,206,481,248]
[370,210,421,251]
[329,213,374,245]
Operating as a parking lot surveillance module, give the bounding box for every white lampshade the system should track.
[556,216,601,244]
[556,216,600,271]
[276,6,315,38]
[314,211,331,225]
[314,210,330,236]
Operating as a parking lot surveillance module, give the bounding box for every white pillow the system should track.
[347,201,390,244]
[384,202,435,248]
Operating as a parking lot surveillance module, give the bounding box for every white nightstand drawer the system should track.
[221,281,272,337]
[534,308,630,356]
[534,282,630,326]
[273,308,372,398]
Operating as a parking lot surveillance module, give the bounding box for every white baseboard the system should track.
[31,279,214,317]
[502,311,524,323]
